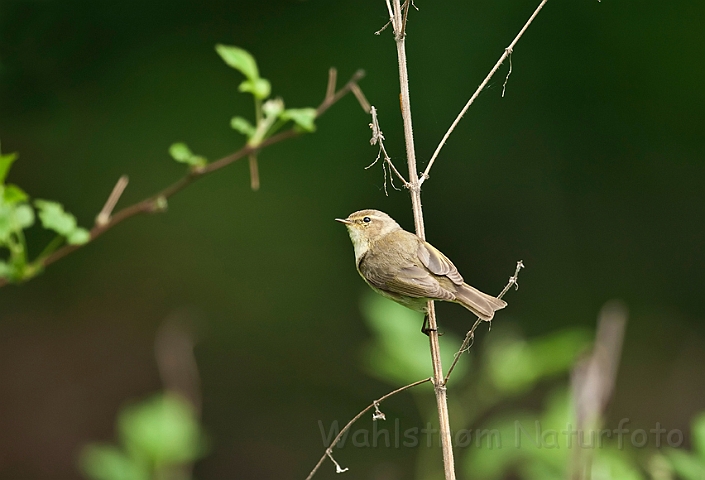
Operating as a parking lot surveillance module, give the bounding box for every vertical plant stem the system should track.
[424,301,456,480]
[394,26,424,237]
[390,1,456,478]
[248,154,260,191]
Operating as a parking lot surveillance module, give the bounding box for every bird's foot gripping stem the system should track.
[421,314,442,336]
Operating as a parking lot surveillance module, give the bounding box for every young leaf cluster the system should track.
[217,44,317,142]
[0,145,89,283]
[167,46,317,178]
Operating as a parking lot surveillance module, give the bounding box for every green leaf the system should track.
[215,45,259,80]
[3,184,28,204]
[119,393,205,465]
[238,78,271,100]
[13,204,35,230]
[0,202,35,242]
[281,108,317,132]
[79,444,149,480]
[67,227,90,245]
[168,143,207,167]
[168,142,193,162]
[230,117,256,137]
[35,200,77,236]
[0,151,18,184]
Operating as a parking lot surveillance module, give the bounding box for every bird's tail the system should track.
[455,283,507,321]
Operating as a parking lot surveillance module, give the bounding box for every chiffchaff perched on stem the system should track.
[336,209,506,332]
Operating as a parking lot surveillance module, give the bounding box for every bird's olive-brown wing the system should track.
[417,241,464,285]
[359,252,455,301]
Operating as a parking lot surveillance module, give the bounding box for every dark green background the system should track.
[1,0,704,478]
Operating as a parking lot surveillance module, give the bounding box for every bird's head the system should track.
[336,209,401,260]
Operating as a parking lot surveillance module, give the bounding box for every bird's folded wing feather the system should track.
[417,241,464,285]
[361,259,455,301]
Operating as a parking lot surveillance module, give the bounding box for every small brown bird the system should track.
[336,209,506,332]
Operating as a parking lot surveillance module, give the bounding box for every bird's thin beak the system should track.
[335,218,353,225]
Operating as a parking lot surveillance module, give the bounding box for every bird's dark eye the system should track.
[363,216,371,223]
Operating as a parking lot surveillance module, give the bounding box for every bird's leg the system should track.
[421,313,443,336]
[421,314,436,336]
[421,314,430,335]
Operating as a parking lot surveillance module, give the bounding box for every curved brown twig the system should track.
[443,260,525,385]
[420,0,549,184]
[305,377,431,480]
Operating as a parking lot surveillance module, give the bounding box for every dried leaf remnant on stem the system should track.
[365,106,409,195]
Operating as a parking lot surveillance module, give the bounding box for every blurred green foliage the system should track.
[463,389,643,480]
[666,413,705,479]
[360,292,648,479]
[484,328,591,395]
[360,293,468,385]
[79,393,207,480]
